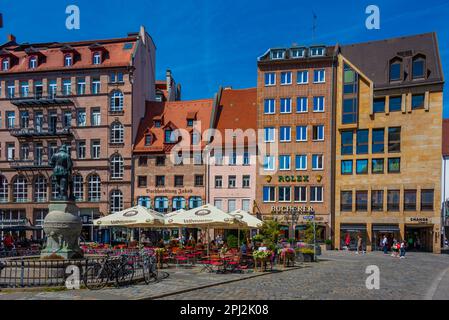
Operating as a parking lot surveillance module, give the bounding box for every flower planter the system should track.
[296,252,315,262]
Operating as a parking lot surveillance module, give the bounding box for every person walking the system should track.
[382,235,388,254]
[399,241,406,259]
[391,239,398,257]
[356,235,364,255]
[344,233,351,251]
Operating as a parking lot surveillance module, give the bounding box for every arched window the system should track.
[64,54,73,67]
[88,174,101,202]
[412,55,426,79]
[110,154,124,180]
[0,176,8,202]
[154,197,168,213]
[110,122,124,144]
[2,58,9,71]
[93,52,102,65]
[73,174,84,201]
[110,190,123,213]
[389,58,402,82]
[13,175,28,203]
[29,56,38,69]
[138,196,151,209]
[34,176,47,203]
[172,197,186,211]
[110,91,124,112]
[189,196,202,209]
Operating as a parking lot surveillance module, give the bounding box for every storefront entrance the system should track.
[372,225,401,251]
[340,224,367,251]
[405,226,433,252]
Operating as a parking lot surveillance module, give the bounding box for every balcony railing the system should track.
[9,160,52,170]
[9,127,73,138]
[9,91,75,107]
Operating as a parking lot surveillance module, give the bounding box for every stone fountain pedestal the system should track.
[40,201,84,260]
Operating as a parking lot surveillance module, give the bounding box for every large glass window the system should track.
[421,189,434,211]
[412,94,425,110]
[373,98,385,113]
[390,61,401,81]
[313,69,325,83]
[341,131,353,155]
[280,72,292,85]
[312,125,324,141]
[296,97,308,113]
[372,129,385,154]
[341,191,353,212]
[342,64,358,124]
[389,96,402,112]
[372,159,384,174]
[297,70,308,84]
[138,197,151,209]
[404,190,417,211]
[313,96,325,112]
[387,190,400,211]
[310,187,323,203]
[296,126,307,141]
[110,190,124,213]
[356,159,368,175]
[412,57,425,79]
[264,127,275,142]
[73,175,84,201]
[279,155,291,171]
[280,126,291,142]
[263,186,276,203]
[0,176,8,203]
[110,122,124,144]
[110,155,124,180]
[280,98,292,113]
[88,175,101,202]
[155,197,168,213]
[371,190,384,212]
[312,154,323,170]
[295,155,307,171]
[189,197,203,209]
[264,99,275,114]
[388,158,401,173]
[263,156,276,171]
[388,127,401,153]
[13,176,28,203]
[34,176,47,203]
[356,191,368,211]
[279,187,291,202]
[264,73,276,86]
[110,91,124,112]
[341,160,353,175]
[172,197,186,210]
[294,186,307,202]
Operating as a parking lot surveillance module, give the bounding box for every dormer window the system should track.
[29,56,38,69]
[154,120,161,128]
[412,55,426,79]
[310,47,325,57]
[187,119,194,127]
[1,58,9,71]
[64,54,73,67]
[390,59,402,82]
[290,48,305,59]
[271,50,285,60]
[144,134,152,146]
[164,129,174,143]
[93,52,102,65]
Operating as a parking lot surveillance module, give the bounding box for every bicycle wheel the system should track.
[84,262,109,290]
[158,271,169,280]
[116,263,134,287]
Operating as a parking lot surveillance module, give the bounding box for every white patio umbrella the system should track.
[229,210,263,247]
[93,206,165,227]
[164,204,247,255]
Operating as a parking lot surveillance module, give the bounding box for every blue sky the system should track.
[1,0,449,116]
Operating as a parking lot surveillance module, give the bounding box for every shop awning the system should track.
[341,224,366,232]
[372,225,400,232]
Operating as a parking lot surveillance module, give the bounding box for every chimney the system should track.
[7,34,16,42]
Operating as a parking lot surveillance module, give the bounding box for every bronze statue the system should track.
[49,144,73,201]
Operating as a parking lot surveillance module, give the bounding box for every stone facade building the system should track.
[334,33,444,253]
[255,46,336,241]
[0,27,156,241]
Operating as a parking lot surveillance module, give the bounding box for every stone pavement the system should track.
[1,251,449,300]
[159,251,449,300]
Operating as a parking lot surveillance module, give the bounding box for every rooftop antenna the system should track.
[312,11,317,43]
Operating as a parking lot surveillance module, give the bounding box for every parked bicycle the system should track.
[84,254,134,290]
[140,251,159,284]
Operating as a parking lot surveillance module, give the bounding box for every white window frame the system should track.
[0,176,8,203]
[279,155,291,171]
[312,154,324,170]
[310,186,324,203]
[264,73,276,86]
[280,98,292,114]
[280,126,291,142]
[110,154,124,180]
[297,70,309,84]
[93,52,102,65]
[291,48,305,59]
[73,175,84,201]
[264,99,275,114]
[263,155,276,171]
[91,108,101,126]
[34,176,47,203]
[314,69,326,83]
[88,175,101,202]
[280,72,292,85]
[13,176,28,203]
[296,126,308,142]
[263,186,276,203]
[91,140,101,159]
[110,122,124,144]
[110,91,124,112]
[296,154,308,171]
[264,127,276,143]
[313,125,325,141]
[110,190,124,213]
[297,97,308,113]
[278,186,291,203]
[294,186,307,203]
[313,96,325,112]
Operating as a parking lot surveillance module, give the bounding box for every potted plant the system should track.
[324,239,332,251]
[296,247,315,262]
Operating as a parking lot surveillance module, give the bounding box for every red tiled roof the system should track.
[134,99,214,154]
[0,36,138,74]
[443,119,449,157]
[211,88,257,147]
